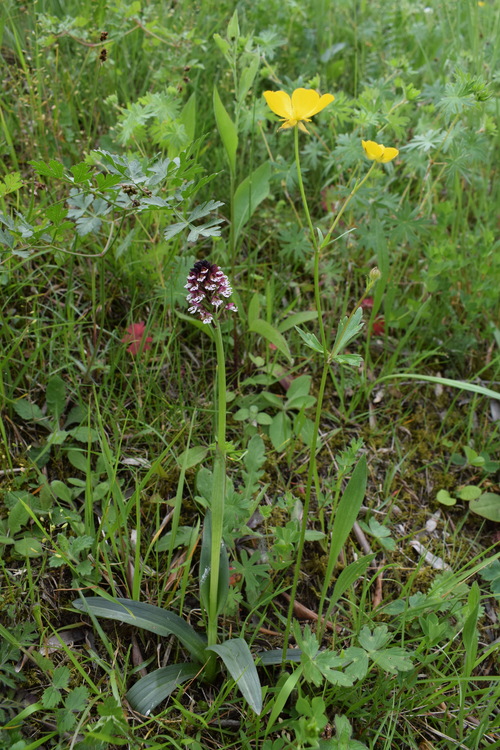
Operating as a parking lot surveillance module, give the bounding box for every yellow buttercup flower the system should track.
[263,88,334,133]
[362,140,399,163]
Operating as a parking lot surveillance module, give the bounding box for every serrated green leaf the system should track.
[46,202,69,226]
[52,666,71,690]
[70,162,93,183]
[314,650,353,687]
[207,637,262,714]
[75,215,102,236]
[75,560,93,576]
[29,159,64,179]
[333,353,364,367]
[95,173,124,190]
[70,535,94,556]
[366,518,391,539]
[332,307,364,356]
[295,326,325,354]
[343,646,369,681]
[358,625,391,652]
[64,685,89,712]
[8,500,30,535]
[0,172,23,197]
[243,434,266,474]
[56,706,77,733]
[42,685,62,709]
[187,219,224,243]
[188,200,224,222]
[164,221,188,241]
[371,647,413,674]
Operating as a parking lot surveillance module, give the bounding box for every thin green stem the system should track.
[282,357,329,658]
[294,126,327,352]
[207,323,227,647]
[283,134,381,656]
[322,162,376,249]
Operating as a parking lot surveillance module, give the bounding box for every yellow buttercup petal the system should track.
[362,140,384,160]
[263,91,294,120]
[264,87,334,132]
[379,147,399,163]
[362,140,398,163]
[291,88,335,120]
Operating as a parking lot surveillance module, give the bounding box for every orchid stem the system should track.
[207,323,226,634]
[204,322,227,681]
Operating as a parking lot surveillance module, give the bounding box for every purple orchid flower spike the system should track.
[185,260,237,324]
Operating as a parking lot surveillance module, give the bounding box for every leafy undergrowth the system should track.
[1,0,500,748]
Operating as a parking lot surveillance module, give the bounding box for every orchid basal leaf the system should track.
[126,663,199,715]
[73,597,207,663]
[207,638,263,714]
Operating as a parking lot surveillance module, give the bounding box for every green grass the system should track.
[1,0,500,748]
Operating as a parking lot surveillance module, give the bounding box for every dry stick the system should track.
[281,592,340,634]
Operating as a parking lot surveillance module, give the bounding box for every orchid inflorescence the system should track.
[185,260,238,324]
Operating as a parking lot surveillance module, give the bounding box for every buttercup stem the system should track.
[282,139,379,656]
[282,128,329,657]
[322,162,376,250]
[293,126,328,352]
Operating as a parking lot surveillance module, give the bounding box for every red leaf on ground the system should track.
[122,322,153,355]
